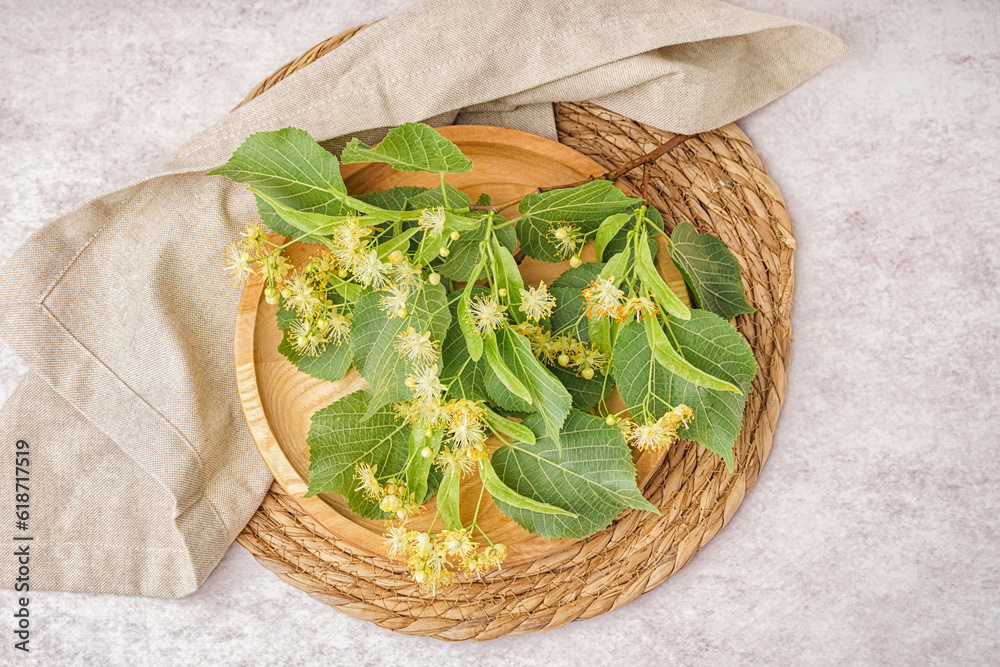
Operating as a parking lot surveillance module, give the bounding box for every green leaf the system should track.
[611,315,756,469]
[340,122,473,174]
[478,459,574,517]
[634,232,691,320]
[492,238,526,324]
[375,227,420,261]
[600,249,631,283]
[645,316,740,394]
[483,332,533,405]
[516,180,639,261]
[350,283,451,419]
[481,405,536,445]
[406,182,472,209]
[249,188,350,237]
[669,221,755,320]
[594,212,632,262]
[474,192,492,206]
[304,392,409,520]
[207,127,350,239]
[551,262,604,290]
[437,468,462,530]
[406,427,443,504]
[436,219,515,282]
[549,286,587,340]
[440,288,491,401]
[485,327,572,447]
[489,410,657,538]
[549,364,606,411]
[356,186,428,211]
[276,305,352,383]
[588,317,613,355]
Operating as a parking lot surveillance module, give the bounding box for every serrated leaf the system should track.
[551,262,604,290]
[350,283,450,419]
[356,186,429,211]
[635,232,691,320]
[340,122,473,174]
[406,182,472,209]
[549,364,607,411]
[478,459,574,517]
[474,192,492,206]
[611,315,756,469]
[595,212,633,262]
[304,392,409,520]
[485,327,571,447]
[437,468,462,530]
[645,316,740,394]
[489,410,657,538]
[207,127,349,239]
[249,188,350,237]
[549,286,587,340]
[669,221,755,320]
[276,305,352,382]
[482,405,535,444]
[516,180,639,261]
[406,427,443,504]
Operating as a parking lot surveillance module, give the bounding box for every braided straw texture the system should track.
[234,26,794,641]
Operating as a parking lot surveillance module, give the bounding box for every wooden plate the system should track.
[234,125,691,565]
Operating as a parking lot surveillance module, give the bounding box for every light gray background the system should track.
[1,1,997,665]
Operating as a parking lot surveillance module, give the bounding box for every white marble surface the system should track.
[1,1,998,664]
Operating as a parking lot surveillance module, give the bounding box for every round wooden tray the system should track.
[235,24,794,641]
[234,123,691,566]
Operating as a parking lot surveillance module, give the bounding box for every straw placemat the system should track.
[234,25,794,641]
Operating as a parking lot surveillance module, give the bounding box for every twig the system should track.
[640,164,651,204]
[467,134,690,213]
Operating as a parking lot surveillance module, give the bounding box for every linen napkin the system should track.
[0,0,846,598]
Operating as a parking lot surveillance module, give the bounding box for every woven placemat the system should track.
[234,26,794,641]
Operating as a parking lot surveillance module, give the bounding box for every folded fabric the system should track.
[0,0,845,597]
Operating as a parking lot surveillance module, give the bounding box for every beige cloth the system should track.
[0,0,845,598]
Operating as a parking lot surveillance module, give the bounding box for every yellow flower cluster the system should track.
[381,525,507,591]
[547,222,584,260]
[281,252,353,357]
[582,276,660,324]
[222,221,275,286]
[353,463,422,522]
[511,321,607,380]
[619,405,694,452]
[394,398,490,470]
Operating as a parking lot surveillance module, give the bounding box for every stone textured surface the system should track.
[1,0,998,664]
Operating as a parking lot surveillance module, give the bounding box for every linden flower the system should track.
[434,446,477,476]
[447,411,487,451]
[582,276,625,320]
[324,312,352,345]
[333,216,373,250]
[395,327,438,364]
[284,274,323,316]
[378,283,410,315]
[418,207,447,237]
[621,295,659,322]
[625,405,695,452]
[354,462,383,501]
[441,529,476,558]
[241,222,269,255]
[405,366,447,403]
[262,251,293,284]
[547,222,582,259]
[222,242,253,285]
[392,260,424,291]
[469,294,507,335]
[352,250,391,289]
[518,282,556,321]
[383,525,409,559]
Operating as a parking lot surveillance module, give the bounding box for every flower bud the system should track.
[264,287,278,304]
[396,307,409,319]
[498,288,508,297]
[388,250,404,264]
[450,231,460,241]
[428,272,441,285]
[439,247,451,257]
[605,414,617,425]
[581,367,595,380]
[558,354,570,367]
[569,256,582,268]
[421,447,433,458]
